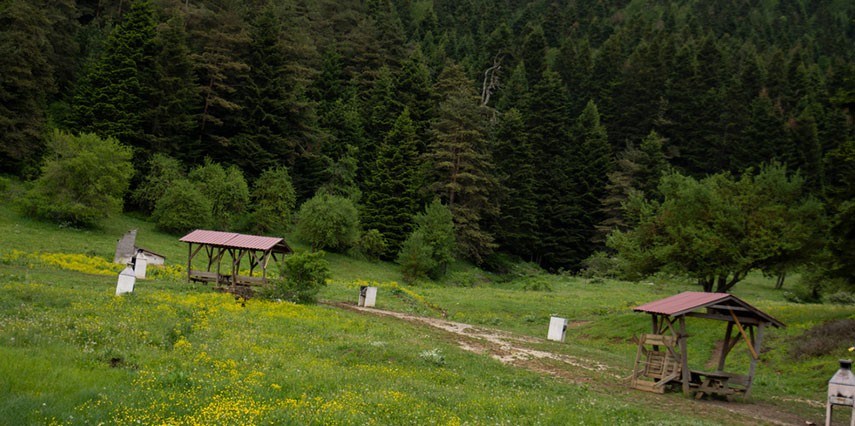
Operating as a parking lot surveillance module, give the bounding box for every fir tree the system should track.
[147,14,197,162]
[362,108,421,258]
[490,108,538,260]
[0,1,54,175]
[71,0,157,151]
[427,63,497,263]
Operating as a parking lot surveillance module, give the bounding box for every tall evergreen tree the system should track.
[490,108,538,260]
[427,63,497,263]
[71,0,157,152]
[362,108,421,258]
[572,101,613,252]
[0,1,54,175]
[526,68,572,268]
[147,14,197,162]
[187,3,249,158]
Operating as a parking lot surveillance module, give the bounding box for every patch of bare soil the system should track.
[330,302,824,426]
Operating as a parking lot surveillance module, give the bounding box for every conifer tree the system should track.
[490,108,538,260]
[427,63,497,263]
[187,4,249,157]
[520,24,548,87]
[147,14,197,162]
[362,108,421,258]
[572,101,613,252]
[0,1,54,175]
[395,46,435,151]
[72,0,157,151]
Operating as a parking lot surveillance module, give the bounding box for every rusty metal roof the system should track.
[634,291,784,327]
[635,292,730,316]
[179,230,292,253]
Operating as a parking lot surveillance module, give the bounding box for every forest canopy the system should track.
[0,0,852,289]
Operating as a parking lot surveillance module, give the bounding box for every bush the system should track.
[825,291,855,305]
[790,319,855,359]
[261,251,330,303]
[247,166,296,234]
[296,193,360,252]
[189,160,249,230]
[355,229,387,261]
[396,200,455,281]
[579,251,619,278]
[397,230,436,283]
[21,130,133,227]
[152,179,213,234]
[132,154,184,213]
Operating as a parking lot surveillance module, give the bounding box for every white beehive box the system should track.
[116,266,135,295]
[547,316,568,342]
[134,252,148,279]
[358,286,377,308]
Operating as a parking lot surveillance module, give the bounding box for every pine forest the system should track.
[1,0,853,293]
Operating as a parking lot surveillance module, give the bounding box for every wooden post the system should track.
[186,243,192,282]
[679,316,690,395]
[745,323,765,398]
[718,321,733,371]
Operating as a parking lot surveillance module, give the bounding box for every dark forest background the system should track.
[1,0,853,281]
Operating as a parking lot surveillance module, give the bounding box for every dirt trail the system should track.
[332,302,824,426]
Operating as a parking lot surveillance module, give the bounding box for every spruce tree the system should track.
[147,14,197,162]
[490,108,538,260]
[0,1,54,175]
[71,0,157,151]
[427,63,497,263]
[526,68,572,267]
[362,109,421,258]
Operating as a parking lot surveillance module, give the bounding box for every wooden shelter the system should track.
[630,292,784,399]
[179,230,292,288]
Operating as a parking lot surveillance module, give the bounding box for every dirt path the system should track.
[332,303,824,426]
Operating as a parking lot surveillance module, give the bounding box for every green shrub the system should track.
[247,166,296,234]
[825,291,855,305]
[296,193,360,252]
[397,229,436,283]
[189,160,249,230]
[580,251,619,278]
[397,200,455,281]
[132,154,184,213]
[790,319,855,359]
[152,179,212,234]
[21,130,133,227]
[261,251,330,303]
[355,229,387,261]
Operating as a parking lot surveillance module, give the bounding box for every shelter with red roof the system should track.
[179,229,292,289]
[630,291,784,399]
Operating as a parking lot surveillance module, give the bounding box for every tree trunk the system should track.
[775,271,786,289]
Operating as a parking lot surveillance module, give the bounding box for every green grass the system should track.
[0,197,853,424]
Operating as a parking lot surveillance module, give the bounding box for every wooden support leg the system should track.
[825,402,832,426]
[679,316,690,396]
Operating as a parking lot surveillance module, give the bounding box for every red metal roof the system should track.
[180,230,239,245]
[179,230,292,253]
[634,292,732,316]
[634,291,785,327]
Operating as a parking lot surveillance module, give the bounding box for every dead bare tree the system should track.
[481,54,503,108]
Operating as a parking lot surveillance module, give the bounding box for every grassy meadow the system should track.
[0,199,853,425]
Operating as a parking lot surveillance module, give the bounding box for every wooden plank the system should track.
[729,310,759,359]
[632,380,666,394]
[685,312,762,325]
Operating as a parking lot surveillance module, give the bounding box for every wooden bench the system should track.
[691,370,748,399]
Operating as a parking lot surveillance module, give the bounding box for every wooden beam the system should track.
[729,310,759,360]
[745,323,765,398]
[718,321,734,371]
[708,304,753,312]
[685,312,762,325]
